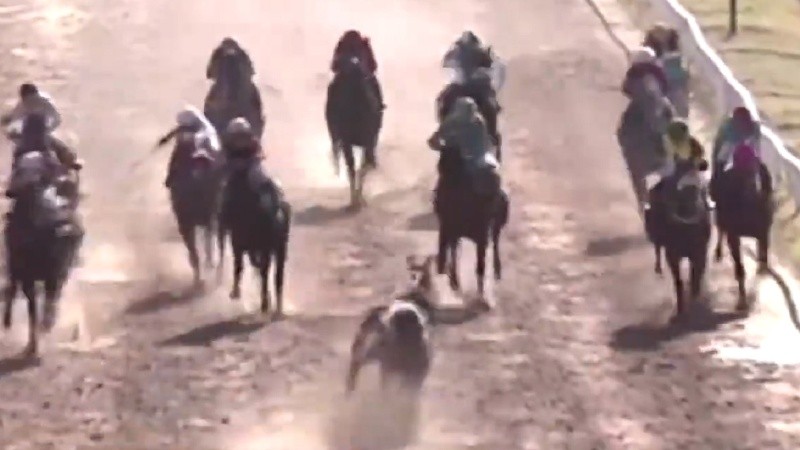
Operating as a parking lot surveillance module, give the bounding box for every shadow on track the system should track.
[610,300,745,352]
[124,283,205,315]
[159,314,268,347]
[585,234,648,257]
[406,211,438,232]
[0,354,41,379]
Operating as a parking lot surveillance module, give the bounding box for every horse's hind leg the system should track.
[41,277,62,332]
[3,280,18,329]
[727,234,747,311]
[21,281,38,356]
[448,241,460,292]
[179,222,200,286]
[437,228,448,276]
[273,229,289,318]
[757,231,770,274]
[229,243,245,300]
[714,225,725,262]
[203,225,214,269]
[690,251,707,302]
[654,244,663,275]
[216,224,227,282]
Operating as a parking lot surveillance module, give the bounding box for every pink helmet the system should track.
[732,143,758,171]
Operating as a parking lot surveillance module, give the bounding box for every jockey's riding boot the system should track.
[368,76,386,110]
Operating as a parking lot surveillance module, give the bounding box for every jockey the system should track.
[5,115,62,198]
[622,46,669,100]
[331,30,384,110]
[660,29,689,118]
[1,83,81,170]
[642,23,671,58]
[650,119,711,207]
[442,31,494,81]
[221,117,284,213]
[206,37,255,81]
[157,105,221,188]
[427,96,498,194]
[712,106,760,172]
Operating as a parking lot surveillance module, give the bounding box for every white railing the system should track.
[648,0,800,200]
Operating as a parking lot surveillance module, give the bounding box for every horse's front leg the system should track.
[21,281,38,357]
[475,237,491,310]
[229,243,245,300]
[690,249,707,302]
[179,222,200,286]
[714,225,725,262]
[666,252,685,320]
[3,280,18,329]
[449,240,460,292]
[203,224,214,270]
[259,252,272,314]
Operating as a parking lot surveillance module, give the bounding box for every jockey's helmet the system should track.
[458,31,480,47]
[666,119,689,141]
[176,107,201,129]
[19,83,38,98]
[226,117,252,136]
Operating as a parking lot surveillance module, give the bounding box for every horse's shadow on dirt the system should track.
[124,282,206,315]
[159,314,269,347]
[585,234,648,257]
[294,204,354,227]
[0,353,41,379]
[611,300,746,352]
[406,211,438,231]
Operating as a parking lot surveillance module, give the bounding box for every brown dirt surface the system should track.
[2,0,800,449]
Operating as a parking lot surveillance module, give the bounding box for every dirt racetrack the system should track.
[2,0,800,449]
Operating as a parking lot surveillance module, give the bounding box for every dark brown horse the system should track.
[3,151,83,356]
[430,136,508,306]
[644,166,712,319]
[325,56,383,208]
[167,132,225,286]
[204,51,264,139]
[219,161,291,315]
[711,161,773,310]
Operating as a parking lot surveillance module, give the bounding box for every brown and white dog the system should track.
[345,255,436,396]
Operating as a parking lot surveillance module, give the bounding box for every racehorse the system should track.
[167,131,225,286]
[3,151,83,356]
[430,134,509,306]
[435,69,502,161]
[204,51,264,139]
[220,162,291,316]
[644,165,711,319]
[325,56,383,208]
[711,149,773,311]
[346,255,436,396]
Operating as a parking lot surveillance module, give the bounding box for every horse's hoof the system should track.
[272,310,286,321]
[475,297,492,312]
[229,289,241,300]
[756,264,769,275]
[23,343,37,358]
[736,299,749,313]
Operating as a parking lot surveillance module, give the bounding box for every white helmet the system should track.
[176,107,200,128]
[226,117,252,135]
[631,46,656,64]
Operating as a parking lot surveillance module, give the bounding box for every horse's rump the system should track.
[714,169,772,236]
